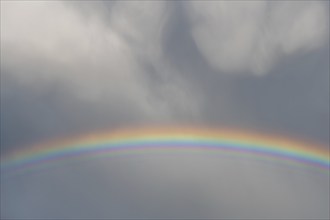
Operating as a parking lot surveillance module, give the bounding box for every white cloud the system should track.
[186,1,329,75]
[1,1,201,122]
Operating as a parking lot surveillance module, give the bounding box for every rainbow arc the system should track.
[1,126,329,172]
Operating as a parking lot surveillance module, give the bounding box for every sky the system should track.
[0,1,329,219]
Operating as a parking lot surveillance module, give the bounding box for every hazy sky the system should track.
[1,1,329,219]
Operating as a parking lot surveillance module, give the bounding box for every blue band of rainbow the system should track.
[1,127,329,172]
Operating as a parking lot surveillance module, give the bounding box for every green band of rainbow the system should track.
[1,127,329,172]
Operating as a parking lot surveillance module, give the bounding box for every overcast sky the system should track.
[1,1,329,219]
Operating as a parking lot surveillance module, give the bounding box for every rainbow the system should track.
[1,126,329,173]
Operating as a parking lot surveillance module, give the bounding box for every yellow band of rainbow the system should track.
[1,126,329,172]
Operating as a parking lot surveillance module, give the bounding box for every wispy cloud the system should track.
[186,1,328,74]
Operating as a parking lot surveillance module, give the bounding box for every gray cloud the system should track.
[186,1,329,75]
[1,1,329,219]
[1,154,329,219]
